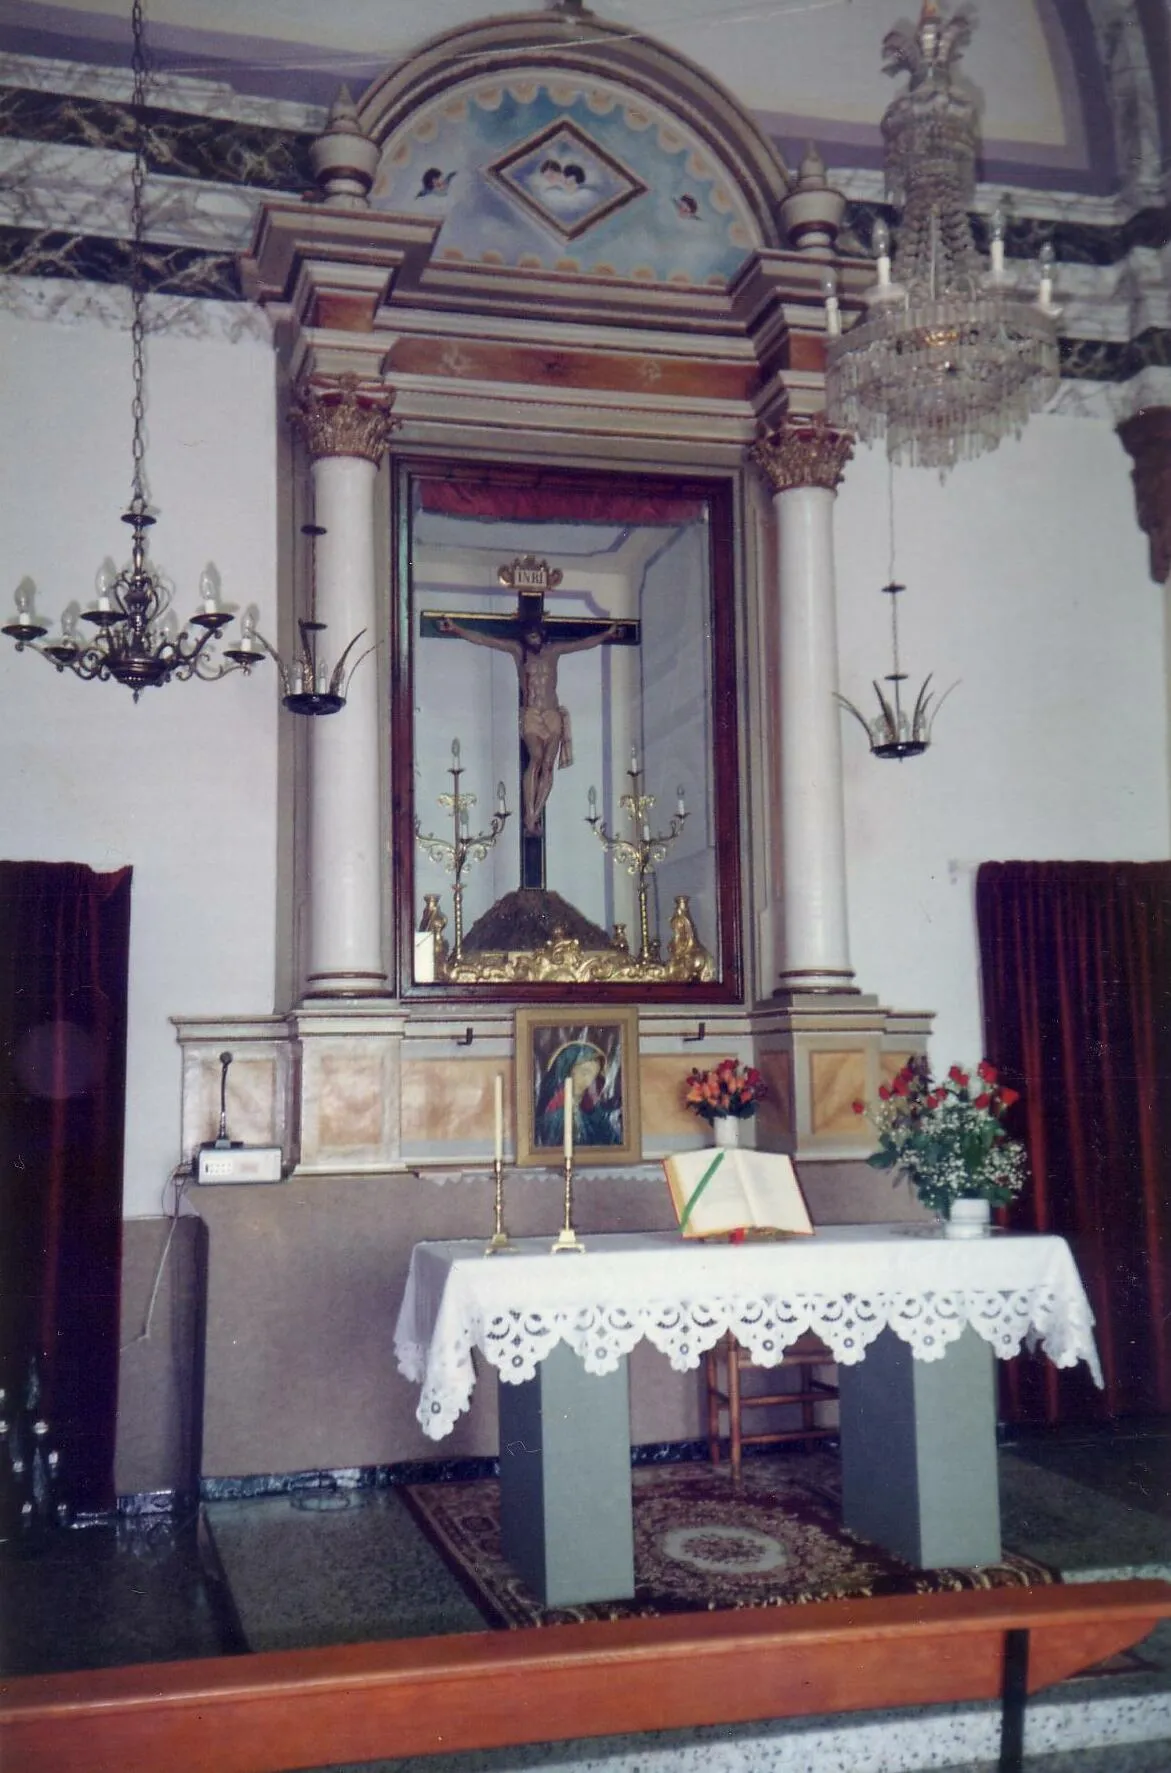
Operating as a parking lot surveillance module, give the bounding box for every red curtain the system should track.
[417,481,705,525]
[0,862,132,1511]
[976,861,1171,1424]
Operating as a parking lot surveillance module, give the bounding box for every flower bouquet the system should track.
[853,1056,1027,1215]
[684,1057,766,1123]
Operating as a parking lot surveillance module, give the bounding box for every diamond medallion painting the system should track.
[488,119,648,241]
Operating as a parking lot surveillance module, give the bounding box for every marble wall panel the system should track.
[299,1037,401,1172]
[400,1057,512,1151]
[754,1050,795,1144]
[809,1048,870,1140]
[639,1054,694,1138]
[318,1053,384,1151]
[881,1050,913,1084]
[182,1051,282,1161]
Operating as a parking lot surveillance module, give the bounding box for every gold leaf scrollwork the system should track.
[289,373,401,464]
[749,414,855,494]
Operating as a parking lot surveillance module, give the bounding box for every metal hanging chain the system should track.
[886,460,902,683]
[127,0,149,519]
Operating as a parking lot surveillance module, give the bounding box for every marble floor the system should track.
[2,1419,1169,1773]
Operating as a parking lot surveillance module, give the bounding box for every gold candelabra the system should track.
[415,739,510,963]
[586,758,687,963]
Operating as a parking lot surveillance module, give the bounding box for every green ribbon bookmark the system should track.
[679,1150,726,1232]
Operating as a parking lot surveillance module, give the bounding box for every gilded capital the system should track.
[749,414,854,494]
[290,374,401,464]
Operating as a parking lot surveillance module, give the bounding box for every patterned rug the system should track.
[401,1454,1058,1629]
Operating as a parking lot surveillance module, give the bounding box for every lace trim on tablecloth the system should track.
[396,1285,1103,1439]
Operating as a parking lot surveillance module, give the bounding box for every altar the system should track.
[395,1226,1102,1606]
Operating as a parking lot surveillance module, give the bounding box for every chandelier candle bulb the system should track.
[630,747,639,775]
[452,737,460,764]
[588,784,598,818]
[822,269,841,336]
[496,781,506,815]
[989,205,1006,280]
[872,217,891,286]
[199,572,219,615]
[1038,242,1056,312]
[677,785,686,815]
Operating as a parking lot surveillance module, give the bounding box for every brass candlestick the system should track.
[586,762,687,963]
[550,1154,586,1254]
[484,1157,516,1255]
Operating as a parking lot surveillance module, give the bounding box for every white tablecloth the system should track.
[394,1225,1103,1439]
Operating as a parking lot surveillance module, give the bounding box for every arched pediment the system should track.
[354,8,789,288]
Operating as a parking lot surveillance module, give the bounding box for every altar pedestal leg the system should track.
[838,1327,1001,1568]
[497,1344,635,1607]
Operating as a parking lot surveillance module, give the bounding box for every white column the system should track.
[751,417,856,994]
[292,377,398,997]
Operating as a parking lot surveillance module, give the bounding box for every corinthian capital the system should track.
[290,374,401,464]
[749,414,854,494]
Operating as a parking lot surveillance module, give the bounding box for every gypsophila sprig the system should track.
[684,1057,766,1123]
[852,1056,1027,1214]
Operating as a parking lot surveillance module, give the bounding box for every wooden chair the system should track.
[704,1330,838,1480]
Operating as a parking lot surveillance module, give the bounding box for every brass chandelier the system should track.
[2,1,266,697]
[826,0,1060,474]
[2,1,360,717]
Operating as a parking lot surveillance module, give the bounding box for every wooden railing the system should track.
[3,1579,1169,1773]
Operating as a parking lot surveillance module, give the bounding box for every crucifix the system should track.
[421,556,639,889]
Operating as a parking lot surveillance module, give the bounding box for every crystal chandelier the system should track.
[826,0,1061,473]
[1,1,271,698]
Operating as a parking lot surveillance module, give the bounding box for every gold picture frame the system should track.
[515,1006,641,1166]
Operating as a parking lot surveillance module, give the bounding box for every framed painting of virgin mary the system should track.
[515,1006,640,1166]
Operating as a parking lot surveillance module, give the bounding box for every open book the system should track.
[663,1148,814,1239]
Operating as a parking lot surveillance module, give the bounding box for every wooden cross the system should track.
[421,557,639,889]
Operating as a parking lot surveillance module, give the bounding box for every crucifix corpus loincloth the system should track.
[421,555,639,888]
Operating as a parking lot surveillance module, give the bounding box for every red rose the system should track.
[948,1065,969,1085]
[978,1061,997,1083]
[973,1092,991,1108]
[999,1087,1020,1108]
[852,1099,865,1115]
[878,1084,891,1101]
[892,1075,909,1096]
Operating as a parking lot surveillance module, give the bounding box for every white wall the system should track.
[0,304,281,1216]
[834,412,1170,1066]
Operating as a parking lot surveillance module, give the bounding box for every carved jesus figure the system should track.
[437,615,619,833]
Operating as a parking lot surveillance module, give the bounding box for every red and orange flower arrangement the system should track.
[684,1057,766,1124]
[853,1055,1027,1214]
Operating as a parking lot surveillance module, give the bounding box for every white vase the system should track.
[712,1116,741,1148]
[945,1197,991,1239]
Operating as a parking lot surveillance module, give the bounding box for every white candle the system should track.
[630,747,639,775]
[496,781,506,814]
[677,785,686,815]
[588,785,598,817]
[564,1086,574,1161]
[989,204,1006,280]
[873,217,891,287]
[822,269,841,338]
[451,737,460,763]
[493,1074,503,1163]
